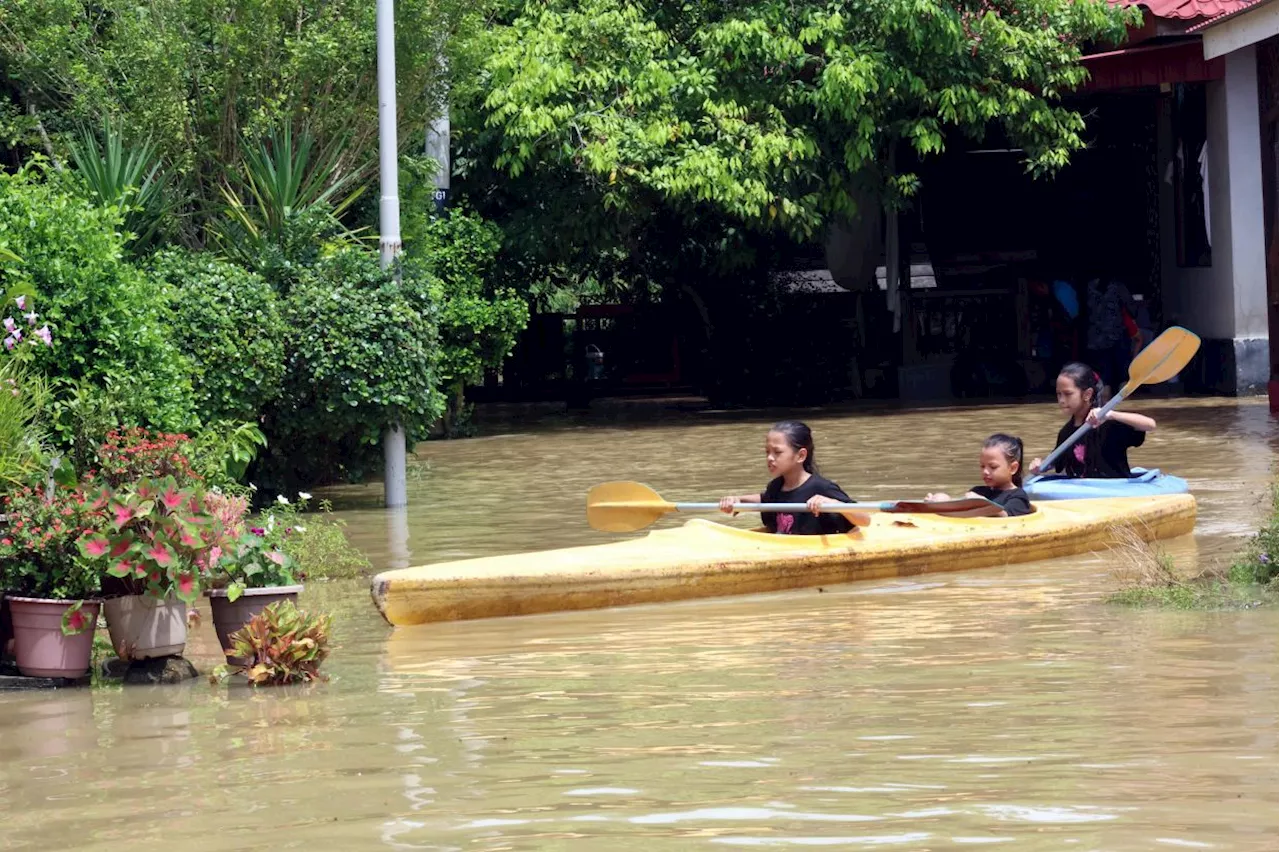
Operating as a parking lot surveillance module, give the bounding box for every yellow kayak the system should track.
[370,495,1195,627]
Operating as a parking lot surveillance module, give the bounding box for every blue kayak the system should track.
[1025,468,1189,500]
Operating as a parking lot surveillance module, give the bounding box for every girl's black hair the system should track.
[770,420,818,474]
[984,433,1025,486]
[1059,361,1105,406]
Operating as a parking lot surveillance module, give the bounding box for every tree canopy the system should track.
[460,0,1135,243]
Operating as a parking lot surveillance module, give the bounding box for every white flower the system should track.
[298,491,312,501]
[249,483,258,492]
[276,494,290,505]
[293,524,307,533]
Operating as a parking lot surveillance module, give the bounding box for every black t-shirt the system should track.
[760,474,856,535]
[1052,418,1145,478]
[970,485,1033,517]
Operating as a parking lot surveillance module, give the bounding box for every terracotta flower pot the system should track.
[103,594,187,660]
[206,585,303,665]
[7,596,101,679]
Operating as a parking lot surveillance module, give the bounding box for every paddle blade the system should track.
[1120,326,1201,395]
[587,481,674,532]
[883,498,1006,518]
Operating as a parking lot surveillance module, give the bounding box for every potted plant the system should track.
[77,475,222,660]
[0,482,102,678]
[211,599,331,686]
[203,491,306,665]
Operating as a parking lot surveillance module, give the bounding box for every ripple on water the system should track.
[0,399,1275,851]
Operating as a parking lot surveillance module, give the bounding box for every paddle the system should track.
[587,481,1003,533]
[1029,325,1201,482]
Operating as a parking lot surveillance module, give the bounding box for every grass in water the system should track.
[1107,487,1279,610]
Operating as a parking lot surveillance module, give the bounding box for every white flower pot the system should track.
[103,594,187,660]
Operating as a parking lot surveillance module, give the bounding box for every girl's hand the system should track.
[806,495,835,516]
[924,492,952,503]
[1029,458,1044,474]
[718,496,737,515]
[1086,407,1109,428]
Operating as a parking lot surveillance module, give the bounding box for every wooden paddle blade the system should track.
[586,481,675,532]
[882,498,1006,518]
[1121,326,1201,394]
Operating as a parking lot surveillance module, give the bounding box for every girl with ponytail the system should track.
[1029,361,1157,478]
[719,421,862,535]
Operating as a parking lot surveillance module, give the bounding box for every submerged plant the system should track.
[211,599,332,686]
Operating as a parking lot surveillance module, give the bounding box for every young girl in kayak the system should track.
[719,420,861,535]
[926,433,1033,517]
[1029,361,1156,478]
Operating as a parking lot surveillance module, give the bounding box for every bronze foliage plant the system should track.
[211,600,332,686]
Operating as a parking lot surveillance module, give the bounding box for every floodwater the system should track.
[0,397,1275,850]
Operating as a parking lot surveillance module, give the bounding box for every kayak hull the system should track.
[371,494,1197,627]
[1025,468,1189,500]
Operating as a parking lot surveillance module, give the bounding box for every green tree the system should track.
[459,0,1135,241]
[0,0,469,243]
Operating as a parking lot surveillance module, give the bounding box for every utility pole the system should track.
[376,0,407,509]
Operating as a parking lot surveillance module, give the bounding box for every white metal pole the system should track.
[377,0,408,509]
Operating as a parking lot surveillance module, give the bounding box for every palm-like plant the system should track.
[214,125,366,261]
[66,118,175,249]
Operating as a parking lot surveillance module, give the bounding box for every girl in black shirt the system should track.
[719,421,861,535]
[1029,362,1156,478]
[926,433,1033,517]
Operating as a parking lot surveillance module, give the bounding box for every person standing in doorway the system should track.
[1085,277,1139,397]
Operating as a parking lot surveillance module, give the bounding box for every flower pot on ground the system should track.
[7,597,100,678]
[76,476,224,661]
[102,593,187,659]
[207,585,303,665]
[203,490,308,663]
[0,481,104,678]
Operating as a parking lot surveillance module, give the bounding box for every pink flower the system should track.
[24,310,37,326]
[2,317,14,334]
[2,337,13,352]
[13,296,25,310]
[34,325,51,346]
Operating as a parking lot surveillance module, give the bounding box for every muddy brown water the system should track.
[0,397,1274,850]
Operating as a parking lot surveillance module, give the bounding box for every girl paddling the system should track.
[719,421,862,535]
[1030,361,1156,478]
[927,433,1032,517]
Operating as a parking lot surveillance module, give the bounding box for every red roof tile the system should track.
[1113,0,1252,19]
[1186,0,1270,30]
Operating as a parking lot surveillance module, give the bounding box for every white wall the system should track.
[1222,46,1270,340]
[1160,46,1269,345]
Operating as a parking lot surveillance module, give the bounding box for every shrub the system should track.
[211,599,332,686]
[279,498,372,580]
[0,165,196,431]
[263,248,443,484]
[153,250,287,425]
[402,208,529,417]
[0,361,49,490]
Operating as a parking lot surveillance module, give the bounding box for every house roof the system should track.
[1115,0,1254,20]
[1186,0,1272,30]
